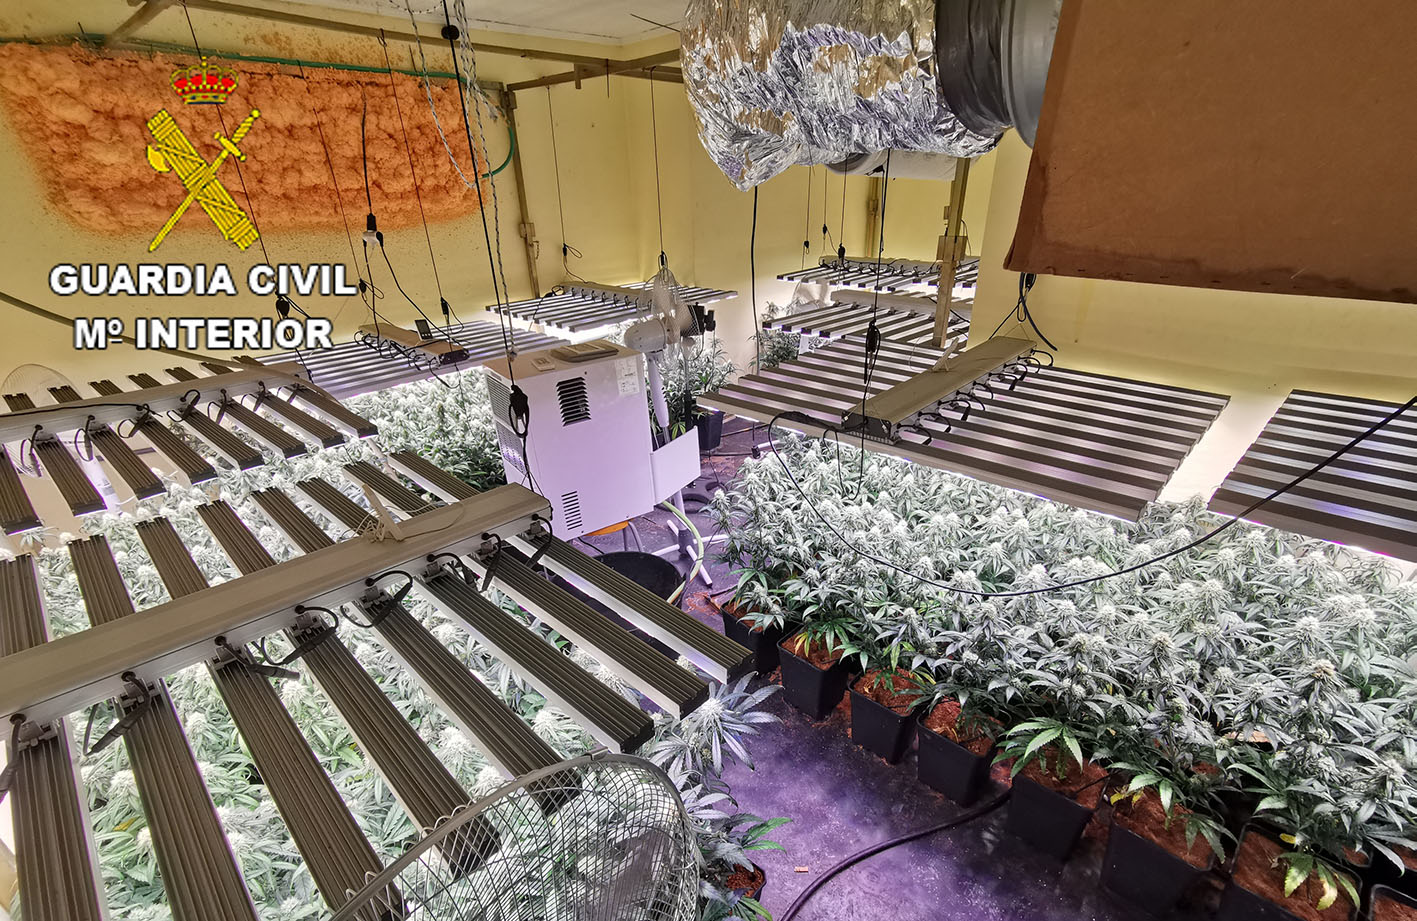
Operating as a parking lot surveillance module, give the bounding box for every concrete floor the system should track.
[581,421,1222,921]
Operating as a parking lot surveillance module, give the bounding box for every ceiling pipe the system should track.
[177,0,669,68]
[107,0,173,47]
[506,53,681,92]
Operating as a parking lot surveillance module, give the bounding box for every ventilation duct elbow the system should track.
[682,0,1062,190]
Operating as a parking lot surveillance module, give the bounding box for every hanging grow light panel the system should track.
[764,289,970,348]
[0,366,751,920]
[0,363,377,534]
[262,318,565,400]
[780,256,980,294]
[1209,390,1417,562]
[700,336,1230,520]
[489,280,736,340]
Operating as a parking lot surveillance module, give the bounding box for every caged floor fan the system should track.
[331,754,701,921]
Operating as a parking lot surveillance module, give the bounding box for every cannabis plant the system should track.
[719,434,1417,910]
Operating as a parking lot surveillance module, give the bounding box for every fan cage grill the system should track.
[332,754,700,921]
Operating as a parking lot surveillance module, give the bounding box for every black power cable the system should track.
[764,390,1417,599]
[989,273,1056,350]
[779,791,1012,920]
[750,188,761,371]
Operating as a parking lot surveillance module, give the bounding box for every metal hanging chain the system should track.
[452,0,513,310]
[441,0,517,383]
[380,32,449,319]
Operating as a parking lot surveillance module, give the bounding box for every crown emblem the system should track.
[171,57,238,105]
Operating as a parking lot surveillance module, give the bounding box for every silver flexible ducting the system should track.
[682,0,1060,190]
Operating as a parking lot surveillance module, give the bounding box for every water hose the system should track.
[659,500,705,604]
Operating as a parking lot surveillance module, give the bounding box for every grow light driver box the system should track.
[484,341,687,539]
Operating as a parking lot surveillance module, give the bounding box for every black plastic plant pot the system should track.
[718,606,783,674]
[1218,826,1358,921]
[1216,881,1357,921]
[1371,885,1417,921]
[848,681,915,764]
[916,721,994,805]
[1368,851,1417,900]
[777,634,853,720]
[730,863,767,901]
[697,409,725,452]
[1100,820,1213,918]
[1003,776,1096,861]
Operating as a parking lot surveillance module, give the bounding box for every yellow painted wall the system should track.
[0,0,983,389]
[0,0,667,386]
[613,77,991,373]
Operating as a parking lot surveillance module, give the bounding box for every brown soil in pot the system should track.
[1017,746,1107,809]
[1231,831,1353,921]
[724,864,765,896]
[720,599,769,634]
[1112,788,1213,869]
[1402,846,1417,873]
[783,633,845,669]
[853,670,916,715]
[1376,896,1417,921]
[922,699,997,757]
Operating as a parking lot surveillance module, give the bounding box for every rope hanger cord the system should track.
[802,162,813,269]
[649,66,666,267]
[298,62,378,329]
[546,87,584,282]
[379,30,452,329]
[179,2,319,383]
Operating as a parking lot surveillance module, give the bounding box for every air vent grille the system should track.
[486,374,512,426]
[556,377,591,426]
[561,491,583,531]
[496,426,525,474]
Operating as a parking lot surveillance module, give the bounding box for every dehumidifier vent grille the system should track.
[560,491,583,531]
[486,375,512,426]
[556,378,591,426]
[497,426,526,474]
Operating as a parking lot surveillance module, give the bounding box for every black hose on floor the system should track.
[778,790,1013,920]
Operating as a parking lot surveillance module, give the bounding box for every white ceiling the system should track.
[298,0,685,44]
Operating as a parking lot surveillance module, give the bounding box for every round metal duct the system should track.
[683,0,1062,188]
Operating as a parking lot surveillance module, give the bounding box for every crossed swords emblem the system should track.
[144,108,261,252]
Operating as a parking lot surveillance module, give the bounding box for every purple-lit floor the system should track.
[578,421,1220,921]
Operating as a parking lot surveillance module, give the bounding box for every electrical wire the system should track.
[802,163,813,269]
[989,273,1056,350]
[854,151,893,493]
[779,791,1012,921]
[440,3,515,376]
[750,188,761,371]
[765,391,1417,599]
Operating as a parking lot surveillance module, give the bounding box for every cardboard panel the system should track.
[1007,0,1417,303]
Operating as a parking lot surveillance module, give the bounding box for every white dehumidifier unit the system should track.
[484,341,699,539]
